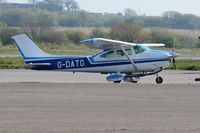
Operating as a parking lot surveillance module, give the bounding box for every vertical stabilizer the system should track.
[12,34,51,60]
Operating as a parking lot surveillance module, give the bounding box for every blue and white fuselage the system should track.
[24,50,171,73]
[12,34,179,84]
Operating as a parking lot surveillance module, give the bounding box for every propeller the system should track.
[171,50,179,70]
[172,57,176,70]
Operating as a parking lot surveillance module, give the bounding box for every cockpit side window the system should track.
[134,45,148,54]
[125,49,132,55]
[116,50,124,57]
[116,49,132,57]
[100,51,115,58]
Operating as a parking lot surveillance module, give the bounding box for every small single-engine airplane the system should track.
[12,34,179,84]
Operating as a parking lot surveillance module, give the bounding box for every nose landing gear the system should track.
[195,78,200,81]
[113,80,122,83]
[155,74,163,84]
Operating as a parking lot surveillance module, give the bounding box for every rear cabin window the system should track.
[100,49,133,58]
[116,49,132,57]
[100,51,115,58]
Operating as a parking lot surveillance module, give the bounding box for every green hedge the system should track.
[0,57,24,69]
[167,60,200,70]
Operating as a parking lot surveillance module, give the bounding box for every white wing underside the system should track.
[80,38,165,50]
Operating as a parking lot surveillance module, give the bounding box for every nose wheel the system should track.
[155,75,163,84]
[113,80,122,83]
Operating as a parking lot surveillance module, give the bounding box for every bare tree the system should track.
[110,24,151,43]
[62,0,79,12]
[124,8,137,16]
[21,10,55,41]
[43,0,63,11]
[28,0,42,5]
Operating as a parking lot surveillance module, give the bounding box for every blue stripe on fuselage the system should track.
[25,56,171,70]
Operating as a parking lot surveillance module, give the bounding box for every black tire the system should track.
[156,77,163,84]
[195,78,200,81]
[130,81,138,83]
[113,81,121,83]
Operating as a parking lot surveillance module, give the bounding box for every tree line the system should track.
[0,2,200,29]
[0,23,199,48]
[0,1,199,48]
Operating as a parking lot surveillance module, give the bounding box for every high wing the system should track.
[80,38,165,50]
[80,38,136,50]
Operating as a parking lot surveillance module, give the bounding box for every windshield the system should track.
[133,45,149,54]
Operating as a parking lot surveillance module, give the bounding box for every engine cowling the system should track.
[106,74,124,82]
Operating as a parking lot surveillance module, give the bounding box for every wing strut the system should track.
[120,46,138,71]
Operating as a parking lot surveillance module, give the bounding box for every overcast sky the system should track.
[6,0,200,16]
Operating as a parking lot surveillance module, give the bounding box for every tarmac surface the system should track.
[0,69,200,84]
[0,70,200,133]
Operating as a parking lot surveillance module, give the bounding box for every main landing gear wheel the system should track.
[113,80,122,83]
[156,76,163,84]
[130,81,138,83]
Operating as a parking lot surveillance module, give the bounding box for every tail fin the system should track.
[12,34,50,60]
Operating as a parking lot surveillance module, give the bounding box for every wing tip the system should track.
[12,34,27,39]
[80,38,94,44]
[80,38,106,44]
[139,43,165,47]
